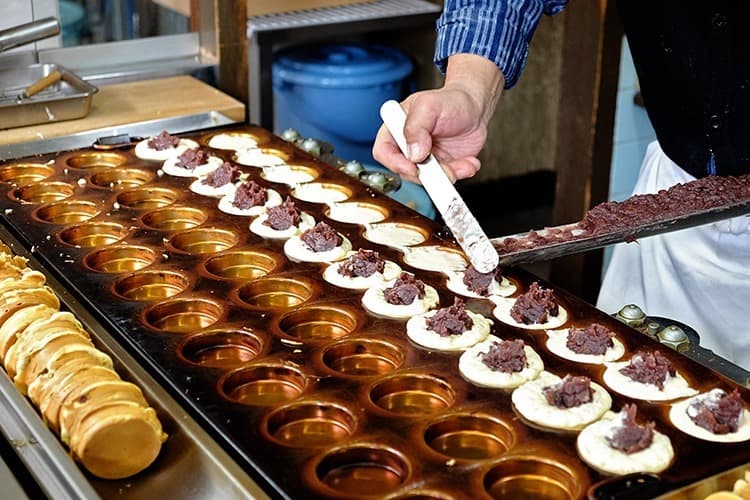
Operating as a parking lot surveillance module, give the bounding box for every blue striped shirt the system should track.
[435,0,568,88]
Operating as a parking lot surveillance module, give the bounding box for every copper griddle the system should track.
[0,124,748,499]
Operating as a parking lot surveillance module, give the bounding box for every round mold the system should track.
[83,245,158,273]
[10,181,75,204]
[202,249,281,281]
[166,227,239,255]
[261,162,320,185]
[306,443,412,498]
[116,186,180,210]
[261,399,357,448]
[231,276,314,310]
[421,413,515,461]
[34,200,100,224]
[386,490,457,500]
[113,269,191,301]
[325,201,389,225]
[218,362,308,406]
[140,206,208,231]
[142,296,224,333]
[89,167,155,190]
[363,222,430,247]
[65,152,127,169]
[203,130,270,150]
[292,182,352,204]
[273,304,360,344]
[235,146,293,166]
[368,373,455,417]
[317,337,405,379]
[0,163,55,185]
[402,245,468,273]
[481,456,582,500]
[58,221,129,247]
[177,327,267,369]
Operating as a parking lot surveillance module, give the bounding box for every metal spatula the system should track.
[379,100,499,273]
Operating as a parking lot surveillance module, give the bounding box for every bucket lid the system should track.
[273,44,413,88]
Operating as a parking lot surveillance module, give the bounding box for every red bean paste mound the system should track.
[619,350,675,390]
[233,181,267,209]
[263,196,301,231]
[301,222,342,252]
[202,161,239,187]
[566,323,615,355]
[383,272,425,306]
[425,298,473,337]
[543,374,593,409]
[496,173,750,254]
[176,148,209,169]
[463,265,503,296]
[688,389,744,434]
[337,249,384,278]
[510,282,559,324]
[147,130,180,150]
[481,339,527,373]
[606,404,655,454]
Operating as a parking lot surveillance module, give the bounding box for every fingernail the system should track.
[407,143,422,162]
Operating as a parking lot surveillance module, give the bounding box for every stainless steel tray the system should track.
[0,63,98,129]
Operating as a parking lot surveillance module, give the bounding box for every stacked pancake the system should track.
[0,245,166,479]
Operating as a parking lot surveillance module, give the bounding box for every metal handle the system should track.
[22,70,62,98]
[0,17,60,53]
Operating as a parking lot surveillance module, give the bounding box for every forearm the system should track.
[444,54,505,125]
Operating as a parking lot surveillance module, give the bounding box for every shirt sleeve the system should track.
[435,0,568,88]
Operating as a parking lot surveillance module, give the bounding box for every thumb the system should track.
[402,100,437,163]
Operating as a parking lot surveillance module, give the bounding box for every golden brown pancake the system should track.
[0,268,46,294]
[0,304,57,360]
[0,287,60,327]
[14,332,94,393]
[27,348,113,405]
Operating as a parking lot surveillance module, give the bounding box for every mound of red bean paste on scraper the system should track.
[463,265,503,296]
[202,161,239,187]
[482,339,527,373]
[497,173,750,253]
[425,298,473,337]
[176,148,209,169]
[147,130,180,150]
[233,181,267,209]
[566,323,615,355]
[687,388,744,434]
[543,375,593,409]
[301,222,342,252]
[510,282,559,324]
[264,196,301,231]
[337,249,384,278]
[384,273,425,306]
[619,350,675,389]
[606,404,655,454]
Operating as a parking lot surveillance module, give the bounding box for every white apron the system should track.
[597,141,750,369]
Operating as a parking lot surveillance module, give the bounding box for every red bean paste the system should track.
[176,148,209,169]
[510,282,559,324]
[543,375,593,409]
[337,249,384,278]
[383,272,425,306]
[619,350,675,390]
[147,130,180,150]
[301,222,342,252]
[232,181,267,210]
[481,339,527,373]
[263,196,301,231]
[202,161,239,187]
[425,298,473,337]
[496,173,750,254]
[606,404,655,454]
[463,265,503,296]
[688,389,744,434]
[566,323,615,355]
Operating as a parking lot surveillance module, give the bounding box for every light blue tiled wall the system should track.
[602,38,657,275]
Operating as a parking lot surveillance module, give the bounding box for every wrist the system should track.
[444,54,505,124]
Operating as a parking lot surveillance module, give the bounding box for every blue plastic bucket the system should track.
[273,43,413,164]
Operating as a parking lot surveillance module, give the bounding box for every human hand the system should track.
[372,54,504,184]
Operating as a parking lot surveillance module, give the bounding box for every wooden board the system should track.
[2,75,246,146]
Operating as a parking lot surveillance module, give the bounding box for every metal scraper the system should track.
[379,100,499,273]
